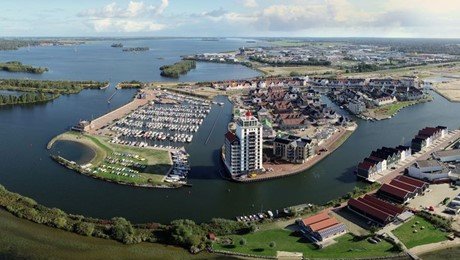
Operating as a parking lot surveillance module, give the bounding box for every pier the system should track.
[205,105,223,145]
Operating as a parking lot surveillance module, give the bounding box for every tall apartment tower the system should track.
[224,111,264,177]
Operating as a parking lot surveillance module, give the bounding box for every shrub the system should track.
[74,222,95,236]
[169,219,206,248]
[110,217,135,243]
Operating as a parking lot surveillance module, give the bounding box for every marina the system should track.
[107,90,212,150]
[165,149,191,185]
[0,39,459,225]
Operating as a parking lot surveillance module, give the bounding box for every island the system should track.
[122,47,149,52]
[0,39,84,51]
[0,61,48,74]
[111,43,123,48]
[0,79,109,106]
[160,60,196,78]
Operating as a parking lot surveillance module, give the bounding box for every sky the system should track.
[1,0,459,38]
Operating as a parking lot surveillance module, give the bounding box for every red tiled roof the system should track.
[360,195,404,215]
[390,179,418,193]
[395,175,428,189]
[301,212,330,226]
[348,198,391,223]
[418,127,440,137]
[358,161,376,170]
[379,184,411,199]
[310,218,340,232]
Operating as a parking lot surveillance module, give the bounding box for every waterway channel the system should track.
[0,39,459,224]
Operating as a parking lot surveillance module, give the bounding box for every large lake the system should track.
[0,38,459,224]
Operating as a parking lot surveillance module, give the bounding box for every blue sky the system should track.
[1,0,459,37]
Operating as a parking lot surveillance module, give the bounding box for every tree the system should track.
[239,238,247,246]
[269,241,276,248]
[169,219,205,248]
[110,217,135,243]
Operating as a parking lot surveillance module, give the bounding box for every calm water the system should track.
[0,39,459,224]
[0,38,261,82]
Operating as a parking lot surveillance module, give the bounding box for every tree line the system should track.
[0,92,57,106]
[0,183,256,252]
[249,56,332,66]
[0,79,109,95]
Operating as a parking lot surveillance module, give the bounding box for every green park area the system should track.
[49,132,172,187]
[393,215,449,249]
[363,99,431,120]
[213,228,399,258]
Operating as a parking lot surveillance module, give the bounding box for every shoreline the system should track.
[360,98,433,121]
[230,124,358,183]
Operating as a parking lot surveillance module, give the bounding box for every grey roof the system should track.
[434,149,460,158]
[416,160,442,168]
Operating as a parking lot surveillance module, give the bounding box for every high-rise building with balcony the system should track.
[224,111,264,177]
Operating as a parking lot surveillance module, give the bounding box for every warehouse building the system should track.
[297,211,347,244]
[347,194,405,226]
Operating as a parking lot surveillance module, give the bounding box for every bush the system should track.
[169,219,206,248]
[110,217,135,243]
[53,217,68,229]
[202,218,251,236]
[74,222,95,236]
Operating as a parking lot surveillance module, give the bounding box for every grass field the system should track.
[348,62,460,79]
[392,216,448,249]
[362,100,429,120]
[0,209,217,260]
[50,132,171,186]
[213,229,397,258]
[421,246,460,260]
[433,79,460,102]
[257,65,340,76]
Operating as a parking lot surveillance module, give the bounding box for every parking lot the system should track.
[407,184,460,219]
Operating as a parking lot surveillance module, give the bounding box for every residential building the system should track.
[373,96,397,106]
[224,111,264,177]
[273,135,314,164]
[347,100,366,114]
[411,126,448,152]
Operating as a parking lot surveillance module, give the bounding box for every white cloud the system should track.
[79,0,168,33]
[92,18,164,32]
[243,0,258,8]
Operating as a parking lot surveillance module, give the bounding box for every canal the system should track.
[0,39,459,224]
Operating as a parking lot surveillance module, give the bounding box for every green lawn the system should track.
[393,216,448,249]
[213,229,397,258]
[373,101,417,117]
